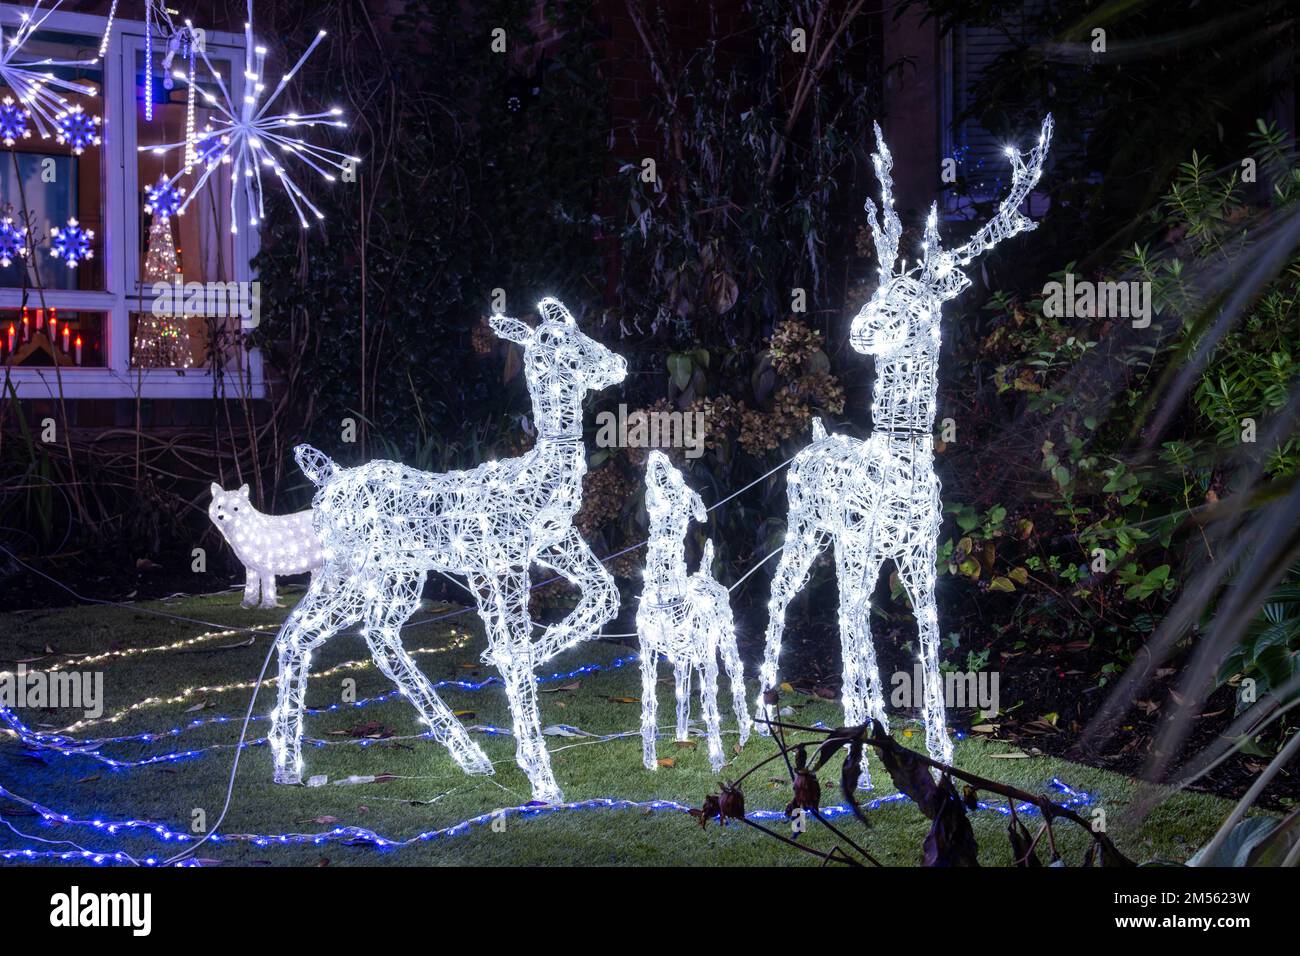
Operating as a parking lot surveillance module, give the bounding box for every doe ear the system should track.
[210,482,222,497]
[237,483,250,497]
[489,314,534,345]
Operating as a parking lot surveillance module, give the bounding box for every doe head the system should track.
[490,297,627,393]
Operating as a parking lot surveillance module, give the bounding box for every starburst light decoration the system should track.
[209,484,324,609]
[0,1,101,140]
[0,216,26,267]
[143,1,358,234]
[49,216,93,268]
[268,298,626,803]
[757,116,1054,778]
[636,451,750,772]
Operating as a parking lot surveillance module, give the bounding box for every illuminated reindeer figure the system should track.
[636,451,751,772]
[269,298,626,803]
[758,117,1053,770]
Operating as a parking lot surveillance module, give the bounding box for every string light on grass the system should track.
[143,2,358,234]
[54,103,101,154]
[49,217,93,269]
[0,217,27,268]
[0,96,30,145]
[758,116,1054,778]
[0,1,101,140]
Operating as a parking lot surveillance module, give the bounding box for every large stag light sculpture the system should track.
[636,451,751,772]
[268,299,626,803]
[758,117,1053,772]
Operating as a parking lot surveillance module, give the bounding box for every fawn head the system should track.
[645,451,706,526]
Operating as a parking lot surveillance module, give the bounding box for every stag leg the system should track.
[756,498,830,733]
[269,572,363,784]
[638,632,660,771]
[531,528,619,664]
[698,653,726,771]
[363,570,492,775]
[716,596,751,747]
[897,535,955,766]
[477,567,564,803]
[836,540,889,730]
[673,659,692,743]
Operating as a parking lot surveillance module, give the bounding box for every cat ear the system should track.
[238,483,250,497]
[210,482,222,497]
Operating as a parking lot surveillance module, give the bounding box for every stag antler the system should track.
[920,115,1054,297]
[863,121,903,279]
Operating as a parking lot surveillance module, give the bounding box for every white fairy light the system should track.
[142,1,358,234]
[758,116,1054,772]
[636,452,750,772]
[0,1,100,140]
[96,0,117,58]
[208,483,325,609]
[268,298,626,803]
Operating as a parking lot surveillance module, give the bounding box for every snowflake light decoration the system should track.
[268,298,626,803]
[0,216,26,267]
[144,3,358,234]
[54,103,100,154]
[0,1,101,140]
[636,452,750,772]
[49,216,93,268]
[757,117,1054,779]
[209,484,324,609]
[0,96,30,146]
[144,174,185,219]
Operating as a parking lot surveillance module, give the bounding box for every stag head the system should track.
[850,116,1054,359]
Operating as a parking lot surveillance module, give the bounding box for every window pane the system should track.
[0,29,103,290]
[0,307,105,367]
[136,51,236,287]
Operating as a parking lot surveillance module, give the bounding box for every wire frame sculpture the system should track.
[636,452,750,772]
[267,299,626,803]
[758,117,1054,775]
[208,484,324,609]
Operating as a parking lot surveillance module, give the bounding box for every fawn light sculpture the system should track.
[208,484,324,609]
[268,298,626,803]
[758,117,1054,771]
[636,451,751,772]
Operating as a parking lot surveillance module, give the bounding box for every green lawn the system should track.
[0,589,1232,866]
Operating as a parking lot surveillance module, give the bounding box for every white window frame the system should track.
[0,2,263,400]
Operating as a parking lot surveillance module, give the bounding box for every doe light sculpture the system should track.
[269,299,625,803]
[636,452,750,771]
[758,117,1054,776]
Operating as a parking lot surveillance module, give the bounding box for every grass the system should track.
[0,588,1237,867]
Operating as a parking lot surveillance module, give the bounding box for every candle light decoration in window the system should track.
[0,96,30,146]
[144,2,358,234]
[0,1,101,140]
[0,217,26,268]
[55,104,101,155]
[49,217,93,269]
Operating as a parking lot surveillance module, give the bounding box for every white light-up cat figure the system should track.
[636,452,750,772]
[758,117,1053,773]
[268,299,626,802]
[208,483,323,608]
